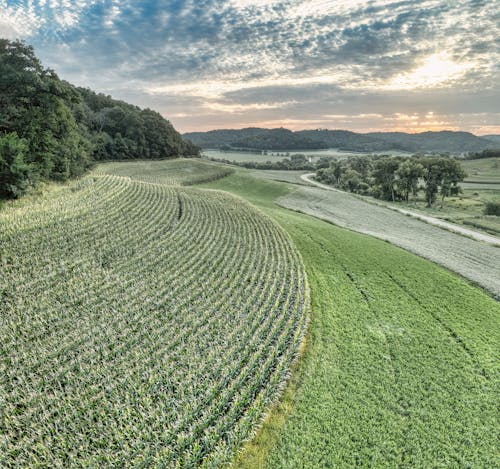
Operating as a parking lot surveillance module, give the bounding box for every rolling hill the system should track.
[184,128,499,153]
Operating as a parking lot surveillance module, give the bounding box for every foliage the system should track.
[0,39,199,198]
[0,171,307,466]
[315,155,466,206]
[0,132,34,197]
[484,201,500,216]
[465,149,500,160]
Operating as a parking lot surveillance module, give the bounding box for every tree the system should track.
[0,132,34,197]
[372,158,401,201]
[396,159,424,203]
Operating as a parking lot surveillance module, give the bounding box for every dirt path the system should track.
[301,173,500,247]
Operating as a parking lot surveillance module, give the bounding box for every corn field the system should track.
[0,174,308,467]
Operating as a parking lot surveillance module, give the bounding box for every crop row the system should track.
[0,174,308,467]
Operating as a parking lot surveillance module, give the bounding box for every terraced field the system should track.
[0,174,307,466]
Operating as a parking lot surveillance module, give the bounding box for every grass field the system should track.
[0,171,307,466]
[200,172,499,468]
[277,184,500,297]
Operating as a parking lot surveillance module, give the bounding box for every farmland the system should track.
[200,172,499,468]
[277,184,500,297]
[96,158,234,186]
[1,158,498,468]
[0,172,307,466]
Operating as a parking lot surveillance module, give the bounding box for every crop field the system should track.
[278,184,500,297]
[0,174,308,466]
[200,172,499,468]
[462,157,500,184]
[96,158,234,186]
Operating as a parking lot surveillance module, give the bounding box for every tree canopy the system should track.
[0,39,199,197]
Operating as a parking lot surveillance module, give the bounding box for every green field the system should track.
[96,158,234,186]
[203,148,409,164]
[0,169,307,466]
[1,159,498,467]
[200,172,499,468]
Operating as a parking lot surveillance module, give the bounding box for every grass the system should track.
[200,172,499,468]
[0,172,307,466]
[277,183,500,297]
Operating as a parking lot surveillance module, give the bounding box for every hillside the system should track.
[366,130,495,153]
[184,127,498,153]
[0,39,198,198]
[483,135,500,144]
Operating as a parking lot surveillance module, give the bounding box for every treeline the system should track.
[0,39,198,197]
[316,156,466,207]
[465,149,500,160]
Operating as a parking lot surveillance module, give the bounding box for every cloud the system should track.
[1,0,499,133]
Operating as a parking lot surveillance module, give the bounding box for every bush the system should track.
[484,202,500,216]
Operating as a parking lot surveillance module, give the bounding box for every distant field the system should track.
[0,172,307,466]
[203,148,409,163]
[200,173,499,468]
[462,157,500,183]
[96,158,233,186]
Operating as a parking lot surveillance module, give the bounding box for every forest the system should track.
[0,39,199,198]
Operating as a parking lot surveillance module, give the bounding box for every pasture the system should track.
[0,172,307,466]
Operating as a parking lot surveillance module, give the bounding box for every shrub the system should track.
[484,202,500,216]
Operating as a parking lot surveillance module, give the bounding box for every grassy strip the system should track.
[200,172,499,468]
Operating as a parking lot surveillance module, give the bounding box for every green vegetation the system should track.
[96,158,234,186]
[316,155,466,206]
[0,172,307,466]
[200,172,499,468]
[0,39,198,198]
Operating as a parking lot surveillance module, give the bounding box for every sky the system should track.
[1,0,499,134]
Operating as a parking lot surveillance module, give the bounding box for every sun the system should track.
[385,52,474,90]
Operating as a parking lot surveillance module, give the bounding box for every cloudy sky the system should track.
[1,0,499,134]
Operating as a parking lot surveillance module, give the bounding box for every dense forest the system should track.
[185,127,499,153]
[316,155,466,207]
[0,39,198,197]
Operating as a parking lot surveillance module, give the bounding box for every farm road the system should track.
[278,176,500,297]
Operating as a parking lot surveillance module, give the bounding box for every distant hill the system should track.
[483,135,500,144]
[366,131,495,153]
[184,127,328,151]
[296,129,401,152]
[184,128,499,153]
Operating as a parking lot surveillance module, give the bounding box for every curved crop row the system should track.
[0,173,308,467]
[95,158,234,187]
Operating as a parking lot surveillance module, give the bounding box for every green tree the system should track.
[372,158,400,201]
[396,159,424,203]
[0,132,34,197]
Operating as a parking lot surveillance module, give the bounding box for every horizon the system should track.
[1,1,499,135]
